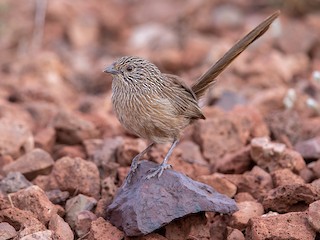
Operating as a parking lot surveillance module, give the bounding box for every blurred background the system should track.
[0,0,320,136]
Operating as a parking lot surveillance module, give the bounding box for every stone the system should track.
[225,166,273,200]
[107,161,238,236]
[246,212,316,240]
[197,173,237,198]
[234,192,256,202]
[177,140,207,166]
[101,176,118,199]
[3,148,54,180]
[53,144,87,160]
[0,118,34,159]
[165,213,210,240]
[116,138,147,167]
[295,136,320,159]
[53,110,100,144]
[138,233,168,240]
[263,184,319,213]
[226,227,245,240]
[75,210,97,237]
[193,108,245,165]
[250,137,306,173]
[65,194,97,229]
[0,172,33,193]
[0,222,17,240]
[229,201,264,230]
[308,159,320,179]
[10,185,58,224]
[34,127,56,153]
[0,155,14,175]
[0,207,46,238]
[51,157,100,199]
[45,189,70,204]
[215,146,253,174]
[49,214,74,240]
[20,230,53,240]
[87,217,125,240]
[271,168,305,187]
[308,200,320,232]
[266,110,301,146]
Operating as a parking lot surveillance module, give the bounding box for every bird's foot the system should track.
[146,163,172,179]
[124,157,141,185]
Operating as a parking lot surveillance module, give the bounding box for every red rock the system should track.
[177,140,207,166]
[0,118,34,158]
[10,185,58,224]
[225,166,273,200]
[0,222,17,240]
[234,192,256,202]
[308,200,320,232]
[308,159,320,179]
[101,176,118,199]
[49,214,74,240]
[271,168,305,187]
[90,137,123,177]
[53,144,87,160]
[250,137,306,173]
[95,198,111,219]
[193,108,244,164]
[165,213,210,240]
[230,201,264,230]
[299,167,314,183]
[277,19,317,54]
[65,194,97,229]
[197,173,237,198]
[266,110,301,146]
[87,217,125,240]
[51,157,100,199]
[0,207,46,238]
[137,233,168,240]
[24,102,59,130]
[0,155,14,175]
[45,189,70,204]
[34,127,56,153]
[263,184,319,213]
[0,172,33,193]
[116,138,147,167]
[226,227,245,240]
[215,146,253,174]
[246,212,316,240]
[20,230,53,240]
[295,136,320,159]
[3,148,54,180]
[75,210,97,237]
[32,175,58,192]
[53,111,100,144]
[231,106,270,143]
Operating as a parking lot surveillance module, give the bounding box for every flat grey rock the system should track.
[106,160,238,236]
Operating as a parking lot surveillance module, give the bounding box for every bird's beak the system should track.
[103,63,119,75]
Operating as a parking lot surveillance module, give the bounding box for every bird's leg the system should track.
[125,142,154,184]
[146,139,179,179]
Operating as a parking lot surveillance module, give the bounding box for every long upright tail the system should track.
[191,11,280,99]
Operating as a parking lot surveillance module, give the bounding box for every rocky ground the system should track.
[1,0,320,239]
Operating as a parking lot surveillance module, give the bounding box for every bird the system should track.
[104,11,280,183]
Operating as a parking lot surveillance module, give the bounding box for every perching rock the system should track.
[106,160,238,236]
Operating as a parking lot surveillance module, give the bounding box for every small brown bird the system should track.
[104,11,279,182]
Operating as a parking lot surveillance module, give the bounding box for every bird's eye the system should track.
[126,65,133,72]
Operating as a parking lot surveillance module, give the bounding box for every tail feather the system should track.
[191,11,280,99]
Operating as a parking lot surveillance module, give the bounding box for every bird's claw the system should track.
[124,159,141,185]
[146,163,172,179]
